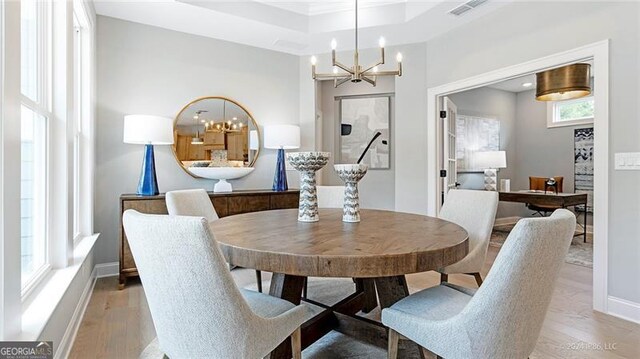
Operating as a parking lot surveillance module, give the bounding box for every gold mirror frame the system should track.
[172,96,261,179]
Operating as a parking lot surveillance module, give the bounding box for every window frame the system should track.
[19,0,53,298]
[546,95,595,128]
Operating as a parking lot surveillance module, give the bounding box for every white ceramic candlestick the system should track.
[286,152,330,222]
[334,164,368,222]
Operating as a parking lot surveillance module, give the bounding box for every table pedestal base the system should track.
[268,274,426,359]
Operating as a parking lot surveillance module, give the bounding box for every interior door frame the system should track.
[426,40,610,314]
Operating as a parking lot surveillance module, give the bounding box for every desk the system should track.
[499,191,588,242]
[211,208,469,359]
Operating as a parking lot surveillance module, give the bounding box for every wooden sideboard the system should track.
[119,189,300,288]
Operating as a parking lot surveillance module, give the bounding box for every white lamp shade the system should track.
[475,151,507,169]
[123,115,174,145]
[249,130,259,150]
[264,124,300,150]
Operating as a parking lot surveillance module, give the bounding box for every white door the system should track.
[441,96,458,204]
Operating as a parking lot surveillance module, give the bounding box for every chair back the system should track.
[123,210,255,358]
[529,176,564,193]
[166,189,218,222]
[317,185,345,209]
[439,189,498,267]
[459,209,576,358]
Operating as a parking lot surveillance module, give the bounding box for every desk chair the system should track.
[528,176,564,216]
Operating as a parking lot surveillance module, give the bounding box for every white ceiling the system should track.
[487,73,536,93]
[93,0,513,55]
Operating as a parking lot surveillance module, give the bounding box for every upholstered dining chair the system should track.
[123,210,308,359]
[317,185,345,208]
[166,189,264,292]
[383,209,576,359]
[438,189,499,286]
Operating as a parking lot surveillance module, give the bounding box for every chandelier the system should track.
[310,0,403,87]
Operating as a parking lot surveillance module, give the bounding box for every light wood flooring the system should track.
[69,246,640,359]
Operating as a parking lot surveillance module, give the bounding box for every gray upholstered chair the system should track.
[123,210,308,359]
[166,189,264,292]
[437,189,499,286]
[383,209,576,359]
[317,185,345,209]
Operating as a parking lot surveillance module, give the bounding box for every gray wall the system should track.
[424,1,640,303]
[448,87,521,219]
[318,77,395,210]
[95,16,301,264]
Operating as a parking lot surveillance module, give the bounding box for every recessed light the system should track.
[522,82,533,87]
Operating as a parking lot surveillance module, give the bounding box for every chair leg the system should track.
[302,277,308,299]
[388,328,399,359]
[440,273,448,284]
[291,327,301,359]
[472,272,483,286]
[255,270,262,293]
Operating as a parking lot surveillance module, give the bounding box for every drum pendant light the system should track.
[536,63,591,101]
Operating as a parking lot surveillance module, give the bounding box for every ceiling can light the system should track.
[522,82,533,88]
[310,0,402,87]
[536,63,591,101]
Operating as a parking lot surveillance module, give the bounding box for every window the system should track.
[547,96,594,128]
[20,0,52,292]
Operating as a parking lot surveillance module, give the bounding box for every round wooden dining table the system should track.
[211,208,468,359]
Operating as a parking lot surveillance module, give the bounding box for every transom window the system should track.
[547,96,594,128]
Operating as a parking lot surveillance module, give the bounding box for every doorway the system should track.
[426,40,609,312]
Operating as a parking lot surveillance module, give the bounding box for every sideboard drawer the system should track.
[228,195,271,216]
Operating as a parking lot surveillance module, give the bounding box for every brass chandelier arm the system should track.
[332,56,355,74]
[335,77,352,87]
[361,48,386,74]
[313,72,351,80]
[361,76,376,86]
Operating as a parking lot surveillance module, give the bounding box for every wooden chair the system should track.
[124,210,307,359]
[166,189,264,292]
[383,210,576,359]
[528,176,564,216]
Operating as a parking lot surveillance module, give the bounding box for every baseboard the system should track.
[607,296,640,324]
[494,216,521,226]
[55,267,98,359]
[95,262,119,278]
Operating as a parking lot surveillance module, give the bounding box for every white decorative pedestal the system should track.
[286,152,330,222]
[188,167,255,193]
[334,164,368,222]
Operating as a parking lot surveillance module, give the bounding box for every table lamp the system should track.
[475,151,507,191]
[264,124,300,191]
[123,115,174,196]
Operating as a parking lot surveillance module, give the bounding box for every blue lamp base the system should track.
[137,144,159,196]
[272,148,288,192]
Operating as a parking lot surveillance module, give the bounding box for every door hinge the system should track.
[440,170,447,177]
[439,110,447,119]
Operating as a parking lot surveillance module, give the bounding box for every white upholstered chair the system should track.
[123,210,308,359]
[166,189,264,292]
[317,185,345,209]
[383,209,576,359]
[438,189,499,286]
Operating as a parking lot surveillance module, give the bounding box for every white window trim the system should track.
[546,95,595,128]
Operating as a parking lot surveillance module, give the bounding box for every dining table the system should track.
[210,208,469,359]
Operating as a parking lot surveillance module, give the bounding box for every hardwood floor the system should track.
[69,246,640,358]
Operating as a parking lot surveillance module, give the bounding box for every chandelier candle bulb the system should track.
[396,53,403,62]
[331,38,337,50]
[378,37,385,48]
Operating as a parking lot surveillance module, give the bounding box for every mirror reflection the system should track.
[173,97,260,176]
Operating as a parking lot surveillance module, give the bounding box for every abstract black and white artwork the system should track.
[456,115,500,172]
[340,96,390,169]
[574,127,594,213]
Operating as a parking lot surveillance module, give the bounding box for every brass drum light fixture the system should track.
[536,63,591,101]
[310,0,402,88]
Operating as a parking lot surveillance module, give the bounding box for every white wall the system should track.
[424,1,639,303]
[95,16,301,264]
[318,77,395,210]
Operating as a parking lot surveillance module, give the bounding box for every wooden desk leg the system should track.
[269,273,306,359]
[374,276,426,359]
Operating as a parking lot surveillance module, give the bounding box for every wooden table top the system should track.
[211,208,469,278]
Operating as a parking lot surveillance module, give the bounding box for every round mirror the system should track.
[172,97,260,178]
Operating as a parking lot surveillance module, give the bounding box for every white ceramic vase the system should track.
[286,152,330,222]
[334,164,368,222]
